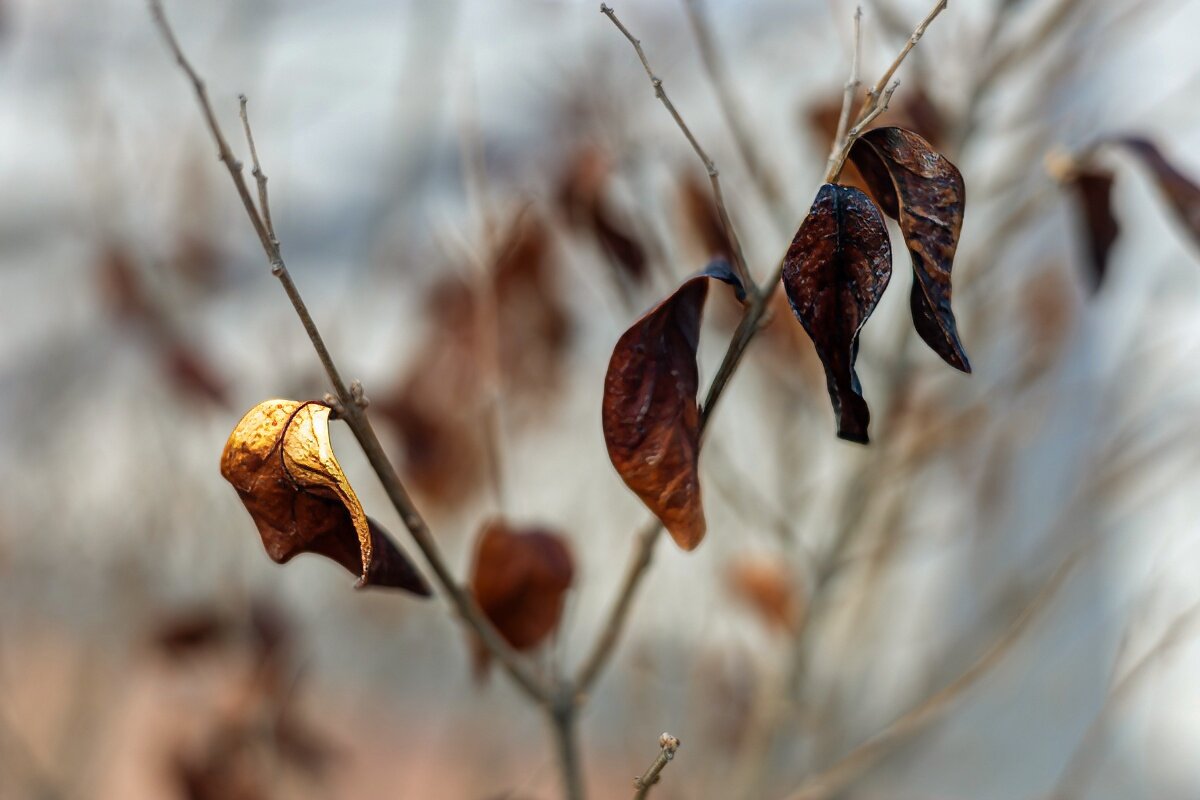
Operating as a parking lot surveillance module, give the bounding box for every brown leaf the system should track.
[782,184,892,444]
[602,261,745,549]
[726,558,803,633]
[468,519,574,676]
[849,127,971,372]
[493,212,572,393]
[1114,137,1200,246]
[220,400,431,595]
[1067,169,1119,290]
[557,144,648,286]
[679,173,732,260]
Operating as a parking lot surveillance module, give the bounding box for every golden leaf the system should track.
[220,399,429,595]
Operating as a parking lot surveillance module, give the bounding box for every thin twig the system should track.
[681,0,788,225]
[148,0,550,706]
[824,0,949,182]
[600,3,757,299]
[633,733,681,799]
[237,95,276,244]
[575,516,663,693]
[781,548,1084,800]
[827,7,863,176]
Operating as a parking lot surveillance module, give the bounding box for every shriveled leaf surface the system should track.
[849,126,971,372]
[1068,169,1119,289]
[1115,137,1200,245]
[783,183,892,444]
[468,519,574,676]
[220,399,430,595]
[602,261,744,549]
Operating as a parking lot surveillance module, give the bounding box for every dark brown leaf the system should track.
[220,400,431,595]
[468,519,574,677]
[1068,169,1119,290]
[602,261,744,549]
[849,127,971,372]
[1114,137,1200,246]
[782,184,891,444]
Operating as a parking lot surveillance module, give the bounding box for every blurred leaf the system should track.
[726,557,803,633]
[679,172,732,261]
[557,144,648,287]
[468,519,574,677]
[1115,137,1200,246]
[783,184,892,443]
[1067,169,1119,290]
[849,127,971,372]
[162,342,230,408]
[150,607,233,659]
[220,399,430,595]
[493,211,572,394]
[602,261,744,550]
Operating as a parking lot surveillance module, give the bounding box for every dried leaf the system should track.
[849,127,971,372]
[1067,169,1119,290]
[782,184,892,443]
[493,212,572,393]
[1114,137,1200,246]
[726,558,803,633]
[220,400,430,595]
[679,173,732,260]
[468,519,574,676]
[557,144,648,286]
[602,261,745,549]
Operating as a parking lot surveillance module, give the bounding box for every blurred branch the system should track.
[827,6,863,178]
[1051,600,1200,800]
[147,0,551,707]
[633,733,681,799]
[599,3,756,298]
[781,548,1084,800]
[680,0,790,228]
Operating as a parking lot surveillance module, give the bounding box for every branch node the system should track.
[350,379,370,409]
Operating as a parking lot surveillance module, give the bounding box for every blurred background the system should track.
[3,0,1200,797]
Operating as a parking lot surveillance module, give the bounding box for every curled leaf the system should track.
[220,399,430,595]
[468,519,574,677]
[602,261,744,549]
[849,126,971,372]
[1067,169,1119,290]
[1113,137,1200,246]
[783,184,891,444]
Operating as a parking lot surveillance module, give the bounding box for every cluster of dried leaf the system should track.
[601,125,970,549]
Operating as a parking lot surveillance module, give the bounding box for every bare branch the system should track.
[633,733,681,799]
[600,3,757,298]
[824,0,950,183]
[147,0,550,706]
[827,7,863,176]
[237,94,276,244]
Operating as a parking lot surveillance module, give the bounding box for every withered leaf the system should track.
[849,127,971,372]
[1067,169,1119,290]
[1114,137,1200,246]
[468,519,574,677]
[220,400,430,595]
[783,184,891,444]
[602,261,744,550]
[726,557,804,633]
